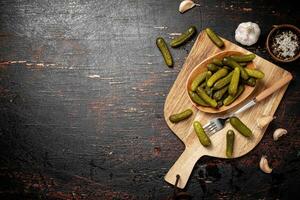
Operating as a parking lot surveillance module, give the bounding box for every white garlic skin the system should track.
[273,128,287,141]
[256,115,275,129]
[179,0,198,13]
[235,22,261,46]
[259,155,272,173]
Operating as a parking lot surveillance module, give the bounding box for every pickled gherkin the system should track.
[223,85,245,106]
[205,28,224,48]
[204,71,213,97]
[226,130,235,158]
[199,82,206,88]
[207,63,220,72]
[213,86,228,101]
[244,68,265,79]
[212,58,223,66]
[156,37,173,67]
[205,86,213,97]
[213,71,233,90]
[223,57,249,80]
[207,68,228,87]
[193,121,211,147]
[230,54,256,62]
[243,77,256,87]
[196,87,217,108]
[229,117,253,137]
[228,67,240,96]
[169,109,193,123]
[191,71,207,91]
[170,26,197,48]
[206,71,212,82]
[188,91,209,107]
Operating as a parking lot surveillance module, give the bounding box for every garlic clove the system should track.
[259,155,272,173]
[235,22,261,46]
[179,0,199,13]
[256,115,275,129]
[273,128,287,141]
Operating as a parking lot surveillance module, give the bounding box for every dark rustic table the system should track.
[0,0,299,199]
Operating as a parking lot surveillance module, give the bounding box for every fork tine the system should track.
[204,125,215,132]
[204,126,213,132]
[207,129,217,136]
[204,124,214,130]
[205,122,215,129]
[206,126,217,133]
[202,117,227,136]
[204,123,217,133]
[204,122,214,129]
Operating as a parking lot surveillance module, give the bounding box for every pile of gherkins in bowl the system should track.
[188,54,265,108]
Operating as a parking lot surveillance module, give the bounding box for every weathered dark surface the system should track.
[0,0,299,199]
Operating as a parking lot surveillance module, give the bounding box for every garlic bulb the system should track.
[259,155,272,173]
[256,115,275,129]
[235,22,261,46]
[273,128,287,141]
[179,0,200,13]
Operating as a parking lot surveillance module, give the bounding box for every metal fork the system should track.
[203,73,292,136]
[203,100,255,136]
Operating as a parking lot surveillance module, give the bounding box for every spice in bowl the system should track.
[271,30,299,60]
[267,24,300,62]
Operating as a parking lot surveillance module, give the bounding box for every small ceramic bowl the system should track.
[266,24,300,63]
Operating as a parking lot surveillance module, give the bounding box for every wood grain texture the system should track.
[0,0,299,199]
[164,32,292,188]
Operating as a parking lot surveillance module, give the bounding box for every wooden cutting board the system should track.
[164,31,292,189]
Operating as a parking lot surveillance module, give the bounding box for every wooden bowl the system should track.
[186,51,256,114]
[266,24,300,63]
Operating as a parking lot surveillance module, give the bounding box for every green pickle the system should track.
[205,86,213,97]
[170,26,197,48]
[169,109,193,123]
[205,28,224,48]
[207,68,228,87]
[243,77,256,87]
[223,85,245,106]
[244,68,265,79]
[213,71,233,90]
[213,86,228,101]
[206,71,212,81]
[226,130,235,158]
[199,82,206,88]
[223,57,249,80]
[228,67,240,96]
[196,87,217,108]
[212,58,223,66]
[207,63,220,72]
[188,91,209,107]
[204,71,213,96]
[191,71,207,91]
[193,121,211,147]
[230,117,253,137]
[230,54,256,62]
[156,37,173,67]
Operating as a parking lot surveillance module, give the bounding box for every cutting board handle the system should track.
[255,72,293,102]
[164,147,202,189]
